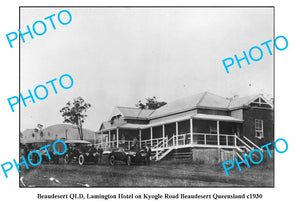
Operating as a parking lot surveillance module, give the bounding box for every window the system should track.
[255,119,264,139]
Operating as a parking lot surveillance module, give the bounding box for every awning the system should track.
[143,115,193,129]
[119,123,145,129]
[192,113,243,123]
[98,123,144,132]
[65,140,91,144]
[98,113,243,133]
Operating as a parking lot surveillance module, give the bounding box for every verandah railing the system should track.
[102,133,253,152]
[140,137,167,149]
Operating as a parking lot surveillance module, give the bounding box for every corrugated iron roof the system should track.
[227,94,258,109]
[99,92,272,131]
[150,92,231,118]
[116,106,155,119]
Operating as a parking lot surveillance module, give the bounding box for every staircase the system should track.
[234,136,263,163]
[149,134,262,162]
[150,136,174,161]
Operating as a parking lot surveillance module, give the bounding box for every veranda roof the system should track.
[98,113,243,133]
[65,140,91,144]
[192,113,243,123]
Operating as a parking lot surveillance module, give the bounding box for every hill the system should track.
[22,124,97,142]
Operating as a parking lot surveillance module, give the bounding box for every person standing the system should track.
[132,137,139,151]
[98,146,104,163]
[145,145,152,165]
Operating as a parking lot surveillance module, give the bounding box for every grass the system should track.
[19,156,274,187]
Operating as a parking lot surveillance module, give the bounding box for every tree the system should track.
[59,97,91,140]
[136,96,167,110]
[36,124,44,139]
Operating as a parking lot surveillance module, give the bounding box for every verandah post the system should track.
[175,121,178,145]
[234,134,237,147]
[116,128,119,148]
[162,124,165,147]
[173,134,175,147]
[226,135,228,146]
[190,118,193,144]
[150,127,153,147]
[108,130,111,148]
[217,120,220,147]
[139,129,142,149]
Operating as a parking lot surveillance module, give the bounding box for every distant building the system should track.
[97,92,273,162]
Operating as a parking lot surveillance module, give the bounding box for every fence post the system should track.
[226,135,228,146]
[173,135,175,147]
[234,134,237,147]
[156,148,158,161]
[204,134,206,145]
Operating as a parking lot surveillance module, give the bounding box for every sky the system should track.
[20,7,273,132]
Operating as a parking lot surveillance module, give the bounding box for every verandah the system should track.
[98,118,243,151]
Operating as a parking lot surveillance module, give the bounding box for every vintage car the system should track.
[39,149,60,164]
[64,140,100,165]
[108,147,148,166]
[22,140,60,164]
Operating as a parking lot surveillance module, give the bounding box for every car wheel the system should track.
[126,155,132,166]
[109,155,115,166]
[78,154,85,166]
[64,154,70,164]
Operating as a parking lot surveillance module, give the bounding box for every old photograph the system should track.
[19,7,274,187]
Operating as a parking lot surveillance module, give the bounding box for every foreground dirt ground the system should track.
[19,156,274,187]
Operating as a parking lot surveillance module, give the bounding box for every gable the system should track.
[99,122,111,131]
[110,107,124,119]
[249,97,273,109]
[228,94,273,110]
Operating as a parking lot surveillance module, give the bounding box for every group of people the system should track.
[90,144,104,162]
[131,137,152,165]
[67,143,104,162]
